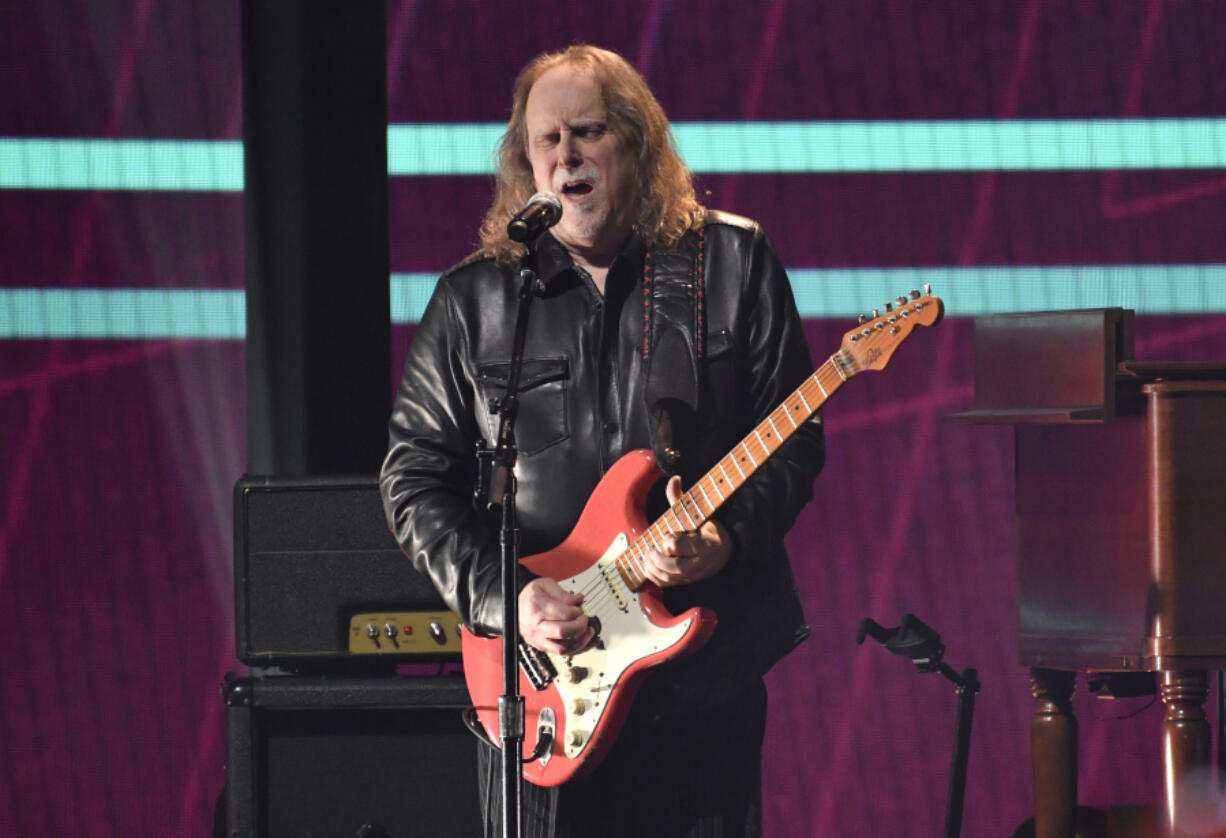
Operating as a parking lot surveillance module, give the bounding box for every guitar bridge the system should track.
[518,638,557,690]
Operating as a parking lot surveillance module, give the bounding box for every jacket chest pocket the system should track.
[476,357,570,456]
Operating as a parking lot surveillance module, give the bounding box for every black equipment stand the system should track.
[857,613,980,838]
[472,245,550,838]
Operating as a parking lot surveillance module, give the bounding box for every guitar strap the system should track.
[641,225,704,476]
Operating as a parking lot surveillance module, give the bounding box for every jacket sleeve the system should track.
[378,276,530,636]
[711,226,826,574]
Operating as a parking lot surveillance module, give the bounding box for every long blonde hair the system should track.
[478,45,705,266]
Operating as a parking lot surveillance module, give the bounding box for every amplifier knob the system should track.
[429,621,447,645]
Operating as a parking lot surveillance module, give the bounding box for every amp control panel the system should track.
[347,611,463,655]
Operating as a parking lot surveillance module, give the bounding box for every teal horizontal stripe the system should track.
[399,266,1226,322]
[0,288,245,338]
[785,265,1226,318]
[0,138,244,191]
[391,118,1226,174]
[386,123,504,176]
[4,119,1225,189]
[672,119,1226,173]
[3,266,1224,338]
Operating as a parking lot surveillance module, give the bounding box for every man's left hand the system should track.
[641,475,733,587]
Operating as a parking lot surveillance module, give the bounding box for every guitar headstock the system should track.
[841,286,944,373]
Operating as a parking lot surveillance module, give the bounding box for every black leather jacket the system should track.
[380,211,824,710]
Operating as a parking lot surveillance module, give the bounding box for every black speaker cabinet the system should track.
[234,474,457,671]
[224,674,482,837]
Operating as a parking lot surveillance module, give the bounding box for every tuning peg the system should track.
[884,301,893,312]
[896,295,908,307]
[923,283,931,295]
[909,289,920,300]
[872,308,880,319]
[857,313,867,325]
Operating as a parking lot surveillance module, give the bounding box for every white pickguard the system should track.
[549,532,693,758]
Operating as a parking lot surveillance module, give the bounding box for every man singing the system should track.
[381,44,825,837]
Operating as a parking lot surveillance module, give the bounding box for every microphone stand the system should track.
[473,242,547,838]
[857,614,980,838]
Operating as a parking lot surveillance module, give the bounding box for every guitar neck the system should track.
[617,350,855,590]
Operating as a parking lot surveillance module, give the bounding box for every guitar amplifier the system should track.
[223,673,482,837]
[234,474,461,671]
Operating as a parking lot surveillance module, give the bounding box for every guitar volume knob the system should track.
[566,666,588,683]
[568,730,588,748]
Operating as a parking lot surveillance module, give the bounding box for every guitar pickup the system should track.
[518,639,557,691]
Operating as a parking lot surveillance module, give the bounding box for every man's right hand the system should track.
[518,577,595,655]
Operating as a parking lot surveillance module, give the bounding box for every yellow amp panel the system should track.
[348,611,463,655]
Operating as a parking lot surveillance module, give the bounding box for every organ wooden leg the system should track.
[1031,668,1077,838]
[1159,669,1210,835]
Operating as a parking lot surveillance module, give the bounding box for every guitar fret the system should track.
[625,547,642,575]
[615,558,629,588]
[665,511,682,534]
[616,554,638,590]
[629,551,645,586]
[742,444,758,468]
[781,406,797,429]
[798,389,814,411]
[677,500,697,530]
[685,492,708,522]
[768,415,784,437]
[707,475,725,501]
[754,428,770,454]
[718,461,738,496]
[696,481,715,509]
[833,352,849,381]
[616,557,630,588]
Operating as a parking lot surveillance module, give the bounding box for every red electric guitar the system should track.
[463,288,944,786]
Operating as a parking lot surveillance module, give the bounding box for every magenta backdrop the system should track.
[3,2,1226,835]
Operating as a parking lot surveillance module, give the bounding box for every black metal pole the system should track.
[499,489,524,838]
[944,668,979,838]
[486,259,545,838]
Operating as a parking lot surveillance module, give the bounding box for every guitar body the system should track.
[462,449,717,787]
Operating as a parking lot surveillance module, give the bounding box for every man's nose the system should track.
[559,135,582,166]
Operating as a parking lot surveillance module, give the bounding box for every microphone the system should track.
[507,191,562,243]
